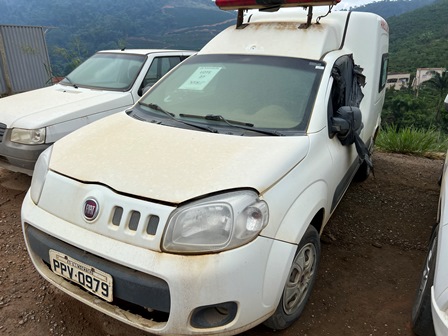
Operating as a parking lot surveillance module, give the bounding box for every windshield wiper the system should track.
[179,113,284,136]
[138,102,219,133]
[180,113,254,127]
[63,76,78,89]
[140,102,175,117]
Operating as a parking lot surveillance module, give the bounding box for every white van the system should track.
[0,49,193,175]
[22,1,389,335]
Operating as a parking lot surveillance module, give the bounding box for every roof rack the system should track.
[216,0,341,28]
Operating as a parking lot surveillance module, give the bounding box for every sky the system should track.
[338,0,380,9]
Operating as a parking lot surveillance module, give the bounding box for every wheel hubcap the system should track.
[283,242,317,315]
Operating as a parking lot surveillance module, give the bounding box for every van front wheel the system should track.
[264,225,321,330]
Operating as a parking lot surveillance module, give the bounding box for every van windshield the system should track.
[137,54,325,132]
[60,53,146,91]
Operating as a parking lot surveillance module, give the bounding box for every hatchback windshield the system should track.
[137,54,325,132]
[60,53,146,91]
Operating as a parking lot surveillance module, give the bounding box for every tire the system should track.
[264,226,321,330]
[411,225,437,336]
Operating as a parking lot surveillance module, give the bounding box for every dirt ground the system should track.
[0,151,443,336]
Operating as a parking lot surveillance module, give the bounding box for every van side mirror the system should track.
[331,116,350,135]
[331,106,363,146]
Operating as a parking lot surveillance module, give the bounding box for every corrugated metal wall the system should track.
[0,25,52,95]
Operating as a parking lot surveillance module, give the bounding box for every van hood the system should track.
[50,113,310,204]
[0,84,133,128]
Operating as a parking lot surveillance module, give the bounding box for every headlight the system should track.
[163,190,269,254]
[11,128,46,145]
[30,146,53,204]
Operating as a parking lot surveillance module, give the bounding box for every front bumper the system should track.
[22,191,296,335]
[0,128,49,175]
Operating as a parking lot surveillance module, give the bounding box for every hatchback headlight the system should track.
[11,128,46,145]
[163,190,269,254]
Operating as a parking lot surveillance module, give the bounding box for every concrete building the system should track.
[386,73,411,90]
[412,67,446,89]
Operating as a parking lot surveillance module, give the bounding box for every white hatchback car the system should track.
[0,49,194,175]
[412,94,448,336]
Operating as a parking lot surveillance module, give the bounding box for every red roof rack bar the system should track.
[216,0,341,10]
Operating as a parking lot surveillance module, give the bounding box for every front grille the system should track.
[111,206,160,235]
[43,171,173,252]
[0,123,6,142]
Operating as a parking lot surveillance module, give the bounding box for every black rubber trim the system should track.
[331,158,359,212]
[0,123,6,142]
[339,11,352,50]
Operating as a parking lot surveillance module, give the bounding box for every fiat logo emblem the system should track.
[83,198,99,221]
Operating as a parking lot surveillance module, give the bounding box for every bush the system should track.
[375,126,447,155]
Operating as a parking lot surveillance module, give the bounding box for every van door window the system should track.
[379,53,389,92]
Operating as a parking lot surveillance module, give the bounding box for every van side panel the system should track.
[341,12,389,140]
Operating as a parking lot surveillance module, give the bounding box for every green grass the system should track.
[375,126,448,155]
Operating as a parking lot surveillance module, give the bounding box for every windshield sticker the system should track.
[179,67,222,91]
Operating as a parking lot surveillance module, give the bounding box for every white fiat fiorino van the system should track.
[22,1,389,335]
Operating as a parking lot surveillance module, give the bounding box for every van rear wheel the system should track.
[264,226,321,330]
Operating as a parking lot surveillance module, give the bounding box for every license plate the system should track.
[49,250,113,302]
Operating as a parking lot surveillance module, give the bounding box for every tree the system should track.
[52,37,89,76]
[381,88,441,131]
[425,71,448,125]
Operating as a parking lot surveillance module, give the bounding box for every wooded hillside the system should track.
[0,0,446,76]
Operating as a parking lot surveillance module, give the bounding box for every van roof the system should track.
[199,10,351,60]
